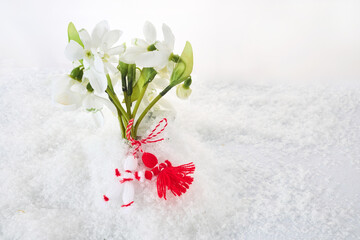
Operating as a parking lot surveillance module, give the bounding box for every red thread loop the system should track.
[121,201,134,207]
[126,118,168,157]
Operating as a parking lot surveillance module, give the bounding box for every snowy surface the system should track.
[1,64,360,239]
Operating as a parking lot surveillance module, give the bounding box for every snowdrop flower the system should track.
[52,75,116,126]
[64,21,125,94]
[79,21,126,72]
[122,21,175,69]
[52,75,82,111]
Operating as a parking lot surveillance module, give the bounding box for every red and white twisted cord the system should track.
[126,118,168,157]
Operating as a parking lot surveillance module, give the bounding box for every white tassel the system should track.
[122,182,135,204]
[124,156,138,171]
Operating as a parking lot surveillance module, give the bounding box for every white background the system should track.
[1,0,359,83]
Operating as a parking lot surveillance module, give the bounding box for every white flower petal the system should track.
[132,38,148,48]
[83,58,90,69]
[154,42,167,51]
[107,44,126,56]
[108,55,119,63]
[143,21,157,43]
[78,29,92,50]
[101,30,122,51]
[93,54,105,73]
[121,47,145,64]
[83,94,103,110]
[105,62,118,73]
[96,96,117,115]
[64,40,84,61]
[135,51,169,68]
[53,90,82,111]
[84,69,107,94]
[162,23,175,50]
[91,20,110,48]
[70,82,87,94]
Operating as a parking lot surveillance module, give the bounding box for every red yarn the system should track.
[134,171,140,181]
[154,160,195,200]
[142,152,158,168]
[120,178,133,183]
[145,170,153,180]
[115,168,121,177]
[121,201,134,207]
[103,195,109,201]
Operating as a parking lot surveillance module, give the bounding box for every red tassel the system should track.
[156,160,195,200]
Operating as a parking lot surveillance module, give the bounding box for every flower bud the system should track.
[176,83,192,99]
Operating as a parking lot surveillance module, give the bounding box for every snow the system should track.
[1,64,360,239]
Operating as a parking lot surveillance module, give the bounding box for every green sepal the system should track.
[169,53,180,62]
[117,61,129,76]
[70,66,83,82]
[147,44,157,51]
[67,22,84,48]
[117,61,129,92]
[170,41,193,86]
[86,83,94,92]
[138,68,157,89]
[183,77,192,89]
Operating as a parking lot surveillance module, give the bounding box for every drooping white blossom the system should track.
[52,75,116,126]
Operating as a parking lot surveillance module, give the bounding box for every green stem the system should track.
[106,74,114,91]
[132,84,148,119]
[116,108,125,138]
[106,87,129,122]
[124,92,132,119]
[106,73,126,137]
[133,85,173,136]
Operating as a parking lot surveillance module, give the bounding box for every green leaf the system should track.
[122,83,140,103]
[130,83,140,102]
[67,22,84,48]
[170,41,193,86]
[127,64,136,96]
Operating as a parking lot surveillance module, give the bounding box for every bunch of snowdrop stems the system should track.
[55,21,193,139]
